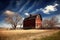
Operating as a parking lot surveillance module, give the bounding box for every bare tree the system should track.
[42,19,50,28]
[5,10,22,29]
[49,16,58,28]
[42,16,58,29]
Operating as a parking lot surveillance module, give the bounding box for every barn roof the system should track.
[24,14,42,21]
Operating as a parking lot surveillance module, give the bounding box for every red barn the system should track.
[23,14,42,29]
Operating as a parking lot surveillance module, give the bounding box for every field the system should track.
[41,30,60,40]
[0,29,60,40]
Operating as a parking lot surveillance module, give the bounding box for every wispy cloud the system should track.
[18,0,30,13]
[40,3,59,14]
[16,0,22,6]
[27,1,37,12]
[4,10,15,16]
[22,1,36,14]
[31,9,40,14]
[16,0,23,9]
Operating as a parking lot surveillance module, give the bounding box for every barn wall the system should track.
[23,19,35,29]
[35,15,42,29]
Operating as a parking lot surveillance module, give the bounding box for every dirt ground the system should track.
[0,29,60,40]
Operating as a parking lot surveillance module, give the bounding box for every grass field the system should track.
[41,31,60,40]
[0,29,60,40]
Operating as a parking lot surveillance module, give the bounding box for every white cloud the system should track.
[22,18,24,20]
[40,3,59,14]
[0,22,12,28]
[25,13,29,16]
[4,10,15,16]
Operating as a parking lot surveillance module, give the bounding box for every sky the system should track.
[0,0,60,27]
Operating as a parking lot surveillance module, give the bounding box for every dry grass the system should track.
[41,31,60,40]
[0,29,60,40]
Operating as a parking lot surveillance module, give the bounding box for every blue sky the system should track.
[0,0,60,27]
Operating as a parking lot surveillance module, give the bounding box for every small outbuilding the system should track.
[23,14,42,29]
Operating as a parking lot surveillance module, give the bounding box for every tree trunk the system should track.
[13,25,16,29]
